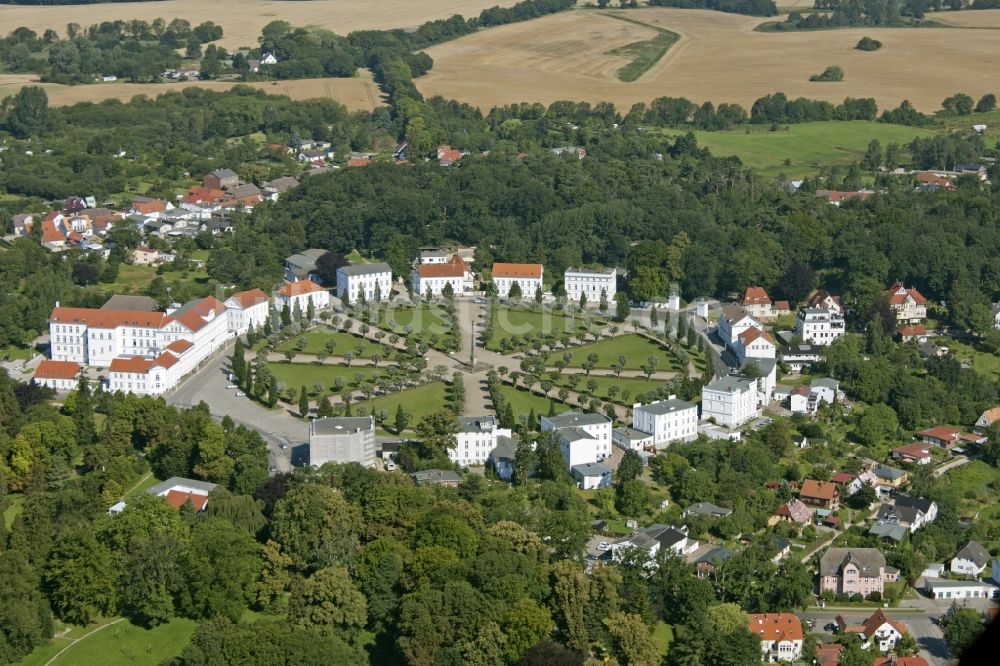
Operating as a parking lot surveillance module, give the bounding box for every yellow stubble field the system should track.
[417,8,1000,113]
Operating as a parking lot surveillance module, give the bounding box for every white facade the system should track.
[412,256,472,298]
[541,411,612,469]
[224,289,271,335]
[924,579,997,600]
[795,307,845,345]
[564,267,616,306]
[492,263,543,299]
[32,360,81,391]
[336,263,393,303]
[632,397,698,447]
[274,279,330,316]
[449,416,512,467]
[735,328,776,366]
[701,375,759,429]
[950,541,990,577]
[717,305,763,346]
[310,416,376,468]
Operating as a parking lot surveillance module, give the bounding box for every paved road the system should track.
[797,608,951,666]
[933,455,974,477]
[167,350,303,473]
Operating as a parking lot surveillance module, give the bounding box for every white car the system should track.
[235,391,246,397]
[226,384,238,389]
[597,542,611,551]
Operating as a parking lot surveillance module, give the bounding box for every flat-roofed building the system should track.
[309,416,376,467]
[563,266,616,306]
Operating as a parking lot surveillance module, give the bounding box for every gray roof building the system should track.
[338,262,392,277]
[636,397,697,415]
[572,462,612,477]
[309,416,376,468]
[820,548,886,578]
[101,294,158,311]
[613,426,652,442]
[695,546,733,566]
[411,469,462,486]
[874,465,906,481]
[543,411,610,429]
[954,541,991,569]
[869,522,908,542]
[705,374,756,393]
[458,415,498,433]
[683,502,733,518]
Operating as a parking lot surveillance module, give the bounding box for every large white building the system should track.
[541,411,611,469]
[224,288,270,335]
[701,375,759,429]
[274,279,330,316]
[336,263,393,303]
[795,307,845,345]
[412,255,472,298]
[632,397,699,448]
[48,290,269,396]
[492,262,543,299]
[563,267,616,306]
[309,416,376,468]
[449,415,512,467]
[717,304,763,346]
[32,360,82,391]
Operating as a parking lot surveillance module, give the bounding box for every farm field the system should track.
[419,8,1000,113]
[562,333,679,371]
[0,72,385,112]
[933,8,1000,28]
[0,0,522,51]
[662,120,936,177]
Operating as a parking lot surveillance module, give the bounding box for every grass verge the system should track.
[603,13,680,82]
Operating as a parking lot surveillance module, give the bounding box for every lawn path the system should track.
[43,618,126,666]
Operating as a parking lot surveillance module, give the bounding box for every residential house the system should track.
[886,281,927,325]
[788,385,812,414]
[740,286,774,319]
[284,248,327,283]
[892,443,933,465]
[412,255,472,298]
[951,541,991,578]
[262,176,299,201]
[274,279,330,317]
[309,416,376,468]
[817,188,873,205]
[845,470,879,496]
[820,547,893,596]
[611,426,653,452]
[610,524,697,561]
[336,263,393,303]
[800,479,839,510]
[837,609,906,652]
[142,477,217,512]
[735,327,777,365]
[572,462,612,490]
[203,168,239,191]
[975,406,1000,433]
[541,411,612,469]
[770,498,813,525]
[12,213,34,236]
[32,360,81,391]
[436,144,465,166]
[695,546,732,578]
[297,148,334,163]
[488,435,517,481]
[130,198,171,217]
[631,397,699,448]
[795,307,845,345]
[419,250,448,264]
[869,522,908,542]
[450,415,512,467]
[224,288,270,336]
[492,263,543,299]
[747,613,804,664]
[411,469,462,487]
[131,246,164,266]
[563,267,617,306]
[994,302,1000,330]
[810,377,842,404]
[808,290,844,314]
[772,300,791,316]
[914,425,962,448]
[682,502,733,519]
[874,465,908,489]
[550,146,586,159]
[873,658,929,666]
[897,324,927,342]
[923,578,996,601]
[701,374,759,429]
[781,342,824,372]
[770,536,793,562]
[716,304,763,346]
[181,186,225,207]
[916,170,956,191]
[221,183,263,209]
[876,495,937,532]
[815,643,843,666]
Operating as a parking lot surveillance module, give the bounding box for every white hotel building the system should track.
[274,278,330,315]
[632,397,699,448]
[701,374,759,429]
[412,255,473,298]
[492,262,543,299]
[336,263,393,303]
[795,307,845,345]
[563,267,616,306]
[449,415,512,467]
[541,411,612,469]
[45,290,269,396]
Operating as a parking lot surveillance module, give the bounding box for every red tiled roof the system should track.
[492,262,542,279]
[816,643,843,666]
[738,327,776,346]
[165,339,193,354]
[165,490,209,511]
[228,288,269,308]
[167,296,226,333]
[893,443,932,459]
[110,356,154,373]
[773,300,790,312]
[34,360,81,380]
[873,657,928,666]
[897,324,927,337]
[154,351,179,369]
[41,219,64,243]
[347,158,371,167]
[417,255,467,278]
[915,425,960,442]
[801,479,838,501]
[182,186,225,204]
[747,613,803,643]
[808,290,843,309]
[43,210,62,223]
[741,286,772,305]
[776,499,813,523]
[131,200,167,215]
[276,279,325,297]
[831,472,854,485]
[825,190,872,203]
[437,145,463,164]
[790,385,811,397]
[887,281,927,306]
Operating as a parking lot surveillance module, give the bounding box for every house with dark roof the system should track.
[610,524,698,561]
[203,168,239,190]
[875,495,937,533]
[820,548,893,596]
[951,540,991,577]
[682,502,733,519]
[695,546,732,577]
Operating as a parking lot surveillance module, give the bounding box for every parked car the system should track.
[824,623,838,633]
[226,384,238,389]
[236,391,246,397]
[597,542,611,551]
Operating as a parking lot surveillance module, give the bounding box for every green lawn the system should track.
[381,303,452,337]
[560,334,678,371]
[277,329,385,358]
[3,494,24,529]
[489,305,608,350]
[662,121,936,178]
[267,362,382,396]
[940,338,1000,379]
[0,344,33,361]
[652,621,674,658]
[16,616,198,666]
[353,381,449,425]
[102,263,212,296]
[498,384,562,417]
[553,373,665,404]
[120,472,159,499]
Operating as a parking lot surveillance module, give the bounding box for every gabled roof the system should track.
[893,443,932,459]
[227,288,269,308]
[873,657,929,666]
[831,472,854,485]
[166,296,227,333]
[276,279,325,297]
[800,479,838,500]
[741,286,772,306]
[50,307,167,329]
[492,262,542,279]
[209,168,238,179]
[165,339,193,354]
[747,613,803,643]
[109,356,155,373]
[862,609,906,640]
[131,199,167,215]
[978,406,1000,424]
[165,490,209,511]
[720,303,755,324]
[819,548,886,577]
[738,327,776,347]
[915,425,960,441]
[417,255,467,279]
[776,498,813,523]
[887,281,927,306]
[41,219,64,243]
[34,360,81,381]
[954,540,990,567]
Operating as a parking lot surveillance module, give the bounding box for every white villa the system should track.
[701,375,759,429]
[632,397,699,448]
[795,307,845,345]
[274,278,330,316]
[412,255,472,298]
[717,304,763,346]
[449,415,512,467]
[563,266,616,306]
[224,288,270,335]
[492,262,543,299]
[336,263,393,303]
[541,411,611,469]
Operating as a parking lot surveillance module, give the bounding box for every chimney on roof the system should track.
[55,300,60,308]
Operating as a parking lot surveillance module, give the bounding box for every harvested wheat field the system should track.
[932,8,1000,28]
[418,8,1000,113]
[0,0,520,51]
[0,71,386,112]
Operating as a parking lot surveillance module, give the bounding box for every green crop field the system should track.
[561,334,678,371]
[663,121,936,178]
[277,329,386,358]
